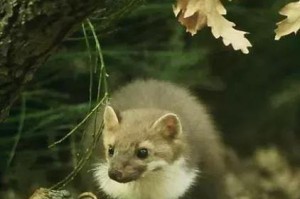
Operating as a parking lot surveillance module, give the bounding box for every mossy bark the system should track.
[0,0,142,122]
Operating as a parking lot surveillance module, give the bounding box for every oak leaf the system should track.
[275,1,300,40]
[173,0,252,54]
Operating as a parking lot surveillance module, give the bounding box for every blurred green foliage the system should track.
[0,0,299,197]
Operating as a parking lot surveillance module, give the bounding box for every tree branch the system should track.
[0,0,142,122]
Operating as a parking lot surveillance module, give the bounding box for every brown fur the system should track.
[109,80,225,170]
[82,79,227,199]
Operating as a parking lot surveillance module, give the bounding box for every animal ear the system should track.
[152,113,182,139]
[104,106,119,130]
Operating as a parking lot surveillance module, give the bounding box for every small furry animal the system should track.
[83,79,226,199]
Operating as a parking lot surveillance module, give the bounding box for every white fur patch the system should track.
[93,158,198,199]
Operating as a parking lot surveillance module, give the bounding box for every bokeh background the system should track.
[1,0,299,198]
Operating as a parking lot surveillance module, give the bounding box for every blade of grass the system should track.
[6,94,26,170]
[86,19,109,101]
[82,23,94,111]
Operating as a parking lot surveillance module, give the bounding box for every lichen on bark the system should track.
[0,0,143,122]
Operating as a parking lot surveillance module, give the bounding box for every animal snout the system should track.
[108,169,123,181]
[108,168,141,183]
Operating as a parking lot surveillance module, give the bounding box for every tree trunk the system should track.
[0,0,142,122]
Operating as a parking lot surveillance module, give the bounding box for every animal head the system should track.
[102,106,184,183]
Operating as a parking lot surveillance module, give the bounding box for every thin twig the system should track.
[49,19,110,190]
[50,122,104,190]
[48,95,107,148]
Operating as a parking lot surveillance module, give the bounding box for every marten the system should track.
[81,79,227,199]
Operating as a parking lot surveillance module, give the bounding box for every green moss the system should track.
[0,2,13,34]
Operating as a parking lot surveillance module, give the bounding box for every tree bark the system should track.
[0,0,142,122]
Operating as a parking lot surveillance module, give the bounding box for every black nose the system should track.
[108,169,123,181]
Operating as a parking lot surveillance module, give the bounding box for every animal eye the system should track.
[136,148,148,159]
[108,146,114,157]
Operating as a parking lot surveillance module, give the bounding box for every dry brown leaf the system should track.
[173,0,252,54]
[275,1,300,40]
[28,188,72,199]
